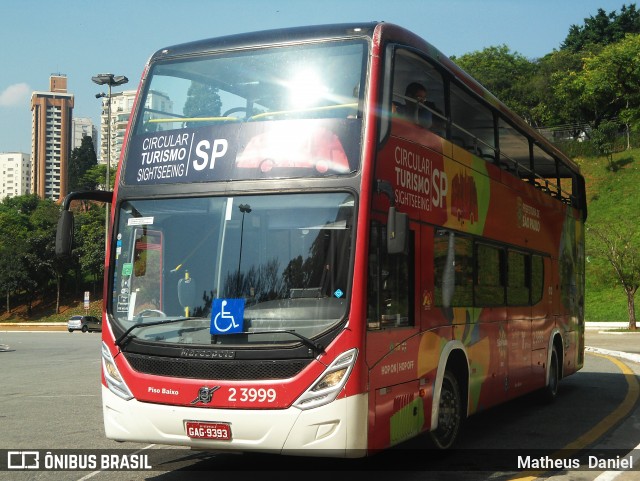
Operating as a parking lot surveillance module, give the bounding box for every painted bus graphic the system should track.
[450,171,478,224]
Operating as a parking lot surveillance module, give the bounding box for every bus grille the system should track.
[123,352,311,380]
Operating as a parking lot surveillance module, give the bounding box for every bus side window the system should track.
[531,255,545,305]
[391,49,446,135]
[367,220,414,329]
[475,243,505,306]
[507,250,530,306]
[434,230,473,308]
[498,117,530,173]
[450,82,496,159]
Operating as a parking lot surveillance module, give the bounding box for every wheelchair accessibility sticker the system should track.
[210,299,245,335]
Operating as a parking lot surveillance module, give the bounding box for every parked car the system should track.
[67,315,101,333]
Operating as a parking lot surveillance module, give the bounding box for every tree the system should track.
[76,206,106,295]
[561,4,640,52]
[20,199,60,313]
[588,225,640,329]
[534,49,586,130]
[590,120,619,168]
[83,163,114,191]
[183,82,222,119]
[453,45,539,124]
[550,33,640,134]
[0,209,29,312]
[0,195,38,312]
[581,34,640,140]
[68,135,98,191]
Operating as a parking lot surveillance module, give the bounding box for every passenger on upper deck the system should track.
[396,82,443,131]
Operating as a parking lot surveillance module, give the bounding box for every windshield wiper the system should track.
[240,329,326,355]
[115,317,202,348]
[116,319,325,355]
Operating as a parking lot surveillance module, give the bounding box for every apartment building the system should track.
[72,117,98,152]
[0,152,31,201]
[97,89,171,166]
[31,74,74,201]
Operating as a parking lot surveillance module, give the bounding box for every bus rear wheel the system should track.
[430,371,463,449]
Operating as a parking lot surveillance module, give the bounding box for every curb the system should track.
[585,322,629,330]
[586,346,640,365]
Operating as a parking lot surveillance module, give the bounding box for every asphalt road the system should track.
[0,328,639,481]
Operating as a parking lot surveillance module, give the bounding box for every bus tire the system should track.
[541,345,559,403]
[430,370,463,449]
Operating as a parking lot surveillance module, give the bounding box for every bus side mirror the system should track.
[387,205,408,254]
[54,190,113,258]
[55,209,74,258]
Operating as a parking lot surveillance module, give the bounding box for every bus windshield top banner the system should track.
[123,118,361,185]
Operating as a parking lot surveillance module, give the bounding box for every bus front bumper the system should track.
[102,386,368,457]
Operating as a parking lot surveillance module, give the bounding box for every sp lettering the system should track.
[193,139,228,170]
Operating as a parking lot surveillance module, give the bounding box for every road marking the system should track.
[509,352,639,481]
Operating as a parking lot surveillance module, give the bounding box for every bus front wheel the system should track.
[430,370,463,449]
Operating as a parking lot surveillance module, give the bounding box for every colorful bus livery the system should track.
[56,22,586,456]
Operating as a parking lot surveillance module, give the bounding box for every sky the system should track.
[0,0,631,153]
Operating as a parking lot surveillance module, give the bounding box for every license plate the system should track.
[185,421,232,440]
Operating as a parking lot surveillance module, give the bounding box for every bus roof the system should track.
[149,22,379,61]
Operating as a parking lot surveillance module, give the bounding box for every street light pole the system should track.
[92,74,128,250]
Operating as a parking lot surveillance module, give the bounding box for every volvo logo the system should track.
[191,386,221,405]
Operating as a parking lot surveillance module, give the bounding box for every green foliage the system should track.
[68,135,98,191]
[0,194,106,315]
[591,120,620,166]
[453,45,539,124]
[83,163,114,190]
[561,4,640,52]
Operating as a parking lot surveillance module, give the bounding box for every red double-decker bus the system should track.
[57,22,586,455]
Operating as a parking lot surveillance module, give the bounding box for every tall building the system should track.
[97,89,136,166]
[72,117,97,152]
[30,74,74,201]
[0,152,31,200]
[97,89,172,167]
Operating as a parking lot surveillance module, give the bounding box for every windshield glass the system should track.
[111,193,354,346]
[124,40,365,185]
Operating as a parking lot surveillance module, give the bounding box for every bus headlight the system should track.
[293,348,357,410]
[102,342,134,400]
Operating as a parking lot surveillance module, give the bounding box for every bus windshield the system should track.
[124,40,366,185]
[111,193,353,346]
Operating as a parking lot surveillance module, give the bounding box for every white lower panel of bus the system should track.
[102,386,368,457]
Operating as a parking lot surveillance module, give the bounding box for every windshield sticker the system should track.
[210,299,245,335]
[128,216,154,226]
[122,263,133,276]
[124,119,360,185]
[334,289,344,298]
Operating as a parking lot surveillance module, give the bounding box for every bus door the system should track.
[531,255,552,388]
[506,250,544,397]
[365,217,424,450]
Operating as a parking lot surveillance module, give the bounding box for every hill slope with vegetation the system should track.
[579,147,640,322]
